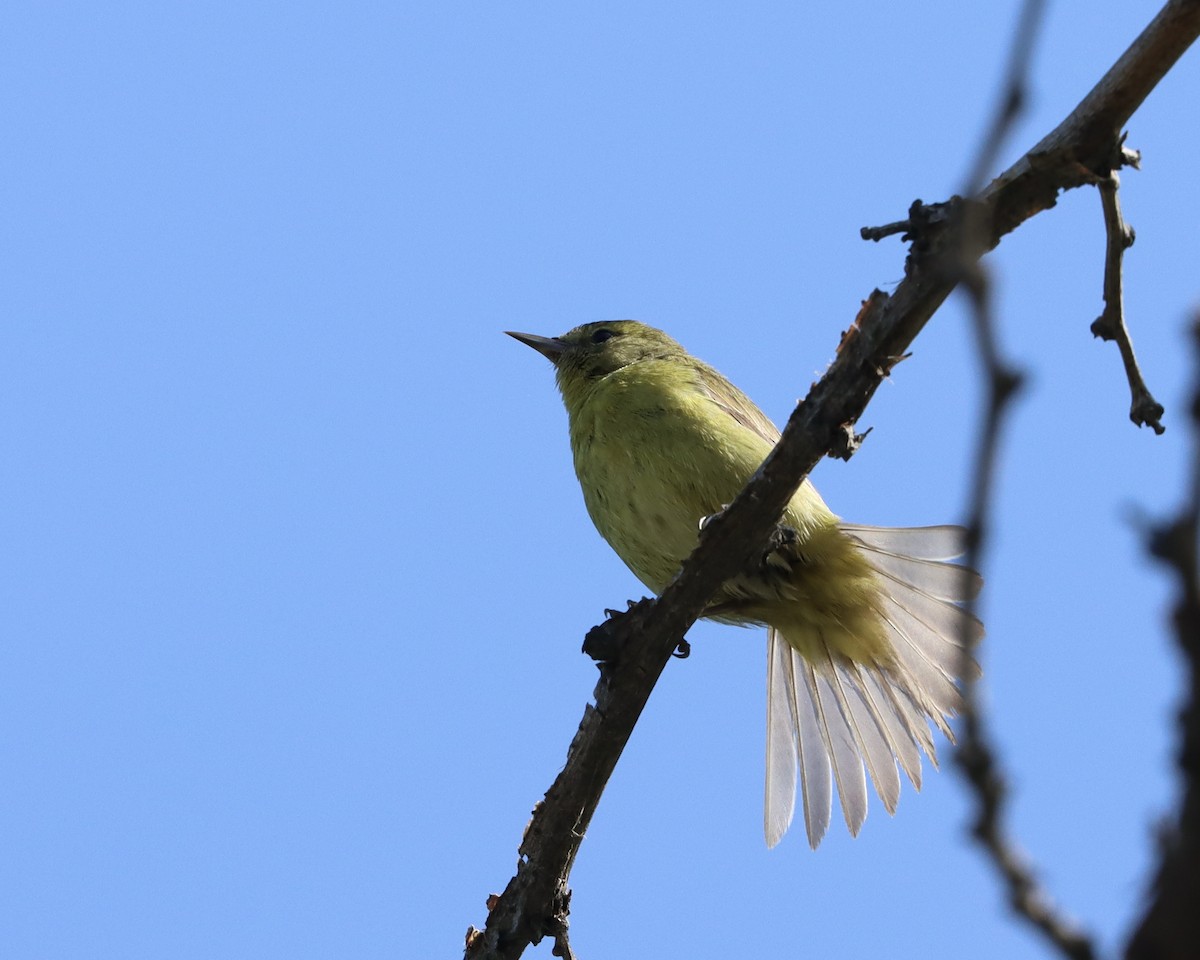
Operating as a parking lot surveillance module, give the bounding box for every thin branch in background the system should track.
[962,0,1047,195]
[1089,144,1166,434]
[957,266,1099,960]
[1126,315,1200,960]
[941,1,1099,955]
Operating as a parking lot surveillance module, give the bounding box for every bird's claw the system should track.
[764,523,800,556]
[603,599,640,620]
[584,598,653,663]
[697,504,732,532]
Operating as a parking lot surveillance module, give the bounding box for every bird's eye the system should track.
[590,328,616,344]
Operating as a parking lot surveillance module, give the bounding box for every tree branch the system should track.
[1126,315,1200,959]
[466,3,1200,956]
[950,3,1097,957]
[1089,150,1166,434]
[957,269,1098,959]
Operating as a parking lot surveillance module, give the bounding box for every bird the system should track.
[507,319,981,848]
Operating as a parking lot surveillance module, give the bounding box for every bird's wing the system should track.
[693,362,782,446]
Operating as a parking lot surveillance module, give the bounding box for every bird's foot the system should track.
[764,522,800,558]
[697,504,731,532]
[582,598,690,664]
[583,598,652,663]
[756,522,813,578]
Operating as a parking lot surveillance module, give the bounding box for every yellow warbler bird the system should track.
[508,320,981,848]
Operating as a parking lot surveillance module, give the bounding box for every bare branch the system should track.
[1089,148,1166,433]
[546,892,577,960]
[1126,315,1200,960]
[946,3,1099,957]
[861,217,916,242]
[980,0,1200,242]
[467,4,1200,956]
[962,0,1047,196]
[956,266,1098,960]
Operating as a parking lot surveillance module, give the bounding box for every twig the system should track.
[466,4,1200,957]
[861,199,960,247]
[1089,146,1166,434]
[546,891,577,960]
[945,2,1099,958]
[957,267,1098,960]
[1126,315,1200,960]
[861,218,916,242]
[962,0,1047,196]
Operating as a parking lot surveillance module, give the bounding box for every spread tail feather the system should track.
[765,524,981,848]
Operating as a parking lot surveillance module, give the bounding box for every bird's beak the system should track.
[506,331,567,364]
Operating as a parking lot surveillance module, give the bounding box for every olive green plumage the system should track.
[509,320,981,848]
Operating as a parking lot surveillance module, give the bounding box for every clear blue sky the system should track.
[4,1,1198,957]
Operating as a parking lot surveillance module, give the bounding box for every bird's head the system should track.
[506,320,686,397]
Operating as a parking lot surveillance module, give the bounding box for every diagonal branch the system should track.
[466,3,1200,957]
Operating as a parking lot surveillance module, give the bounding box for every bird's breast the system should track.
[567,375,769,594]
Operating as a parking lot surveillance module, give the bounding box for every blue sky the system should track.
[4,1,1198,958]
